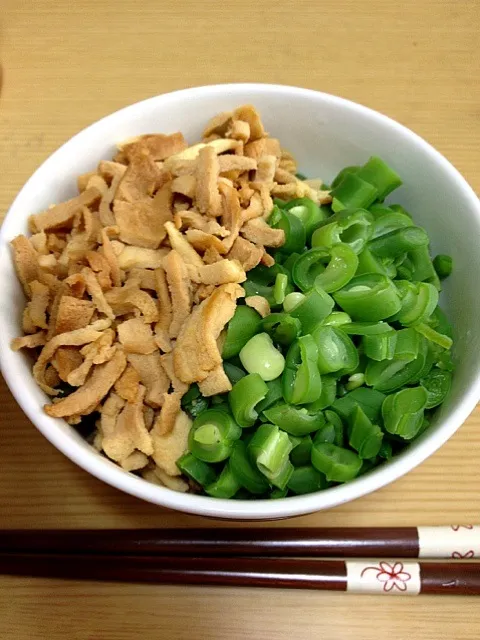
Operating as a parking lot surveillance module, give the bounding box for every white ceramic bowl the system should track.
[1,84,480,520]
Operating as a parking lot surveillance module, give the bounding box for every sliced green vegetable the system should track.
[307,375,337,411]
[433,254,453,280]
[189,409,241,463]
[270,206,306,254]
[414,323,453,350]
[368,226,429,259]
[222,305,262,359]
[256,377,284,414]
[333,274,401,321]
[356,156,402,200]
[312,208,374,254]
[284,197,328,240]
[229,441,271,494]
[312,325,359,375]
[176,453,216,488]
[348,406,383,459]
[341,321,392,336]
[229,373,268,427]
[331,165,360,190]
[292,245,358,293]
[323,311,352,327]
[370,212,412,239]
[290,435,313,467]
[283,291,305,313]
[393,281,438,327]
[205,462,241,498]
[223,362,247,386]
[421,368,452,408]
[239,332,285,381]
[332,387,386,423]
[363,330,397,361]
[381,386,428,440]
[264,403,326,436]
[289,284,334,334]
[261,312,301,347]
[365,336,428,392]
[283,335,322,405]
[248,423,293,489]
[325,410,345,447]
[273,273,288,305]
[330,173,378,212]
[287,465,327,494]
[181,384,209,418]
[311,442,362,482]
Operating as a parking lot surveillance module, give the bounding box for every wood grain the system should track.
[1,0,479,637]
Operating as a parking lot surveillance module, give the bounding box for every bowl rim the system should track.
[2,82,480,520]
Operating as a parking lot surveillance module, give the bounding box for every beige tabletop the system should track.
[1,1,480,638]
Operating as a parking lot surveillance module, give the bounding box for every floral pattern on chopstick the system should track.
[360,561,412,593]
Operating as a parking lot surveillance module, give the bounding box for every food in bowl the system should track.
[9,104,454,498]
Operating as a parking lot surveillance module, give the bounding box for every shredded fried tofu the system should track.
[163,249,192,338]
[10,103,333,491]
[117,318,157,354]
[245,295,271,318]
[152,409,191,474]
[241,217,285,247]
[127,352,170,408]
[173,283,243,384]
[198,364,232,396]
[227,236,264,271]
[44,349,127,417]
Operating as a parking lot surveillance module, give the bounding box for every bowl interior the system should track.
[1,84,480,519]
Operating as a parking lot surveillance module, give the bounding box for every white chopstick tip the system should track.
[417,526,480,559]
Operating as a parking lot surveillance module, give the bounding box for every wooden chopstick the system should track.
[0,526,478,559]
[0,552,479,595]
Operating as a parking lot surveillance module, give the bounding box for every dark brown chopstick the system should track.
[0,552,479,595]
[0,526,477,559]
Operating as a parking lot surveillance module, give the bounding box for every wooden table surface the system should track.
[1,0,480,637]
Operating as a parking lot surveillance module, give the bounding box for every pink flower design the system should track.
[451,525,474,531]
[361,561,412,592]
[451,550,475,559]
